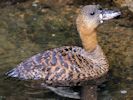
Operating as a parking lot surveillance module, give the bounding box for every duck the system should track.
[6,5,121,99]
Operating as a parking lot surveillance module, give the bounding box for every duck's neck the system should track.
[80,29,97,52]
[76,17,98,52]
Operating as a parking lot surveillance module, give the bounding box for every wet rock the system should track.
[33,0,74,8]
[71,0,113,7]
[113,0,133,12]
[120,90,127,94]
[0,0,28,6]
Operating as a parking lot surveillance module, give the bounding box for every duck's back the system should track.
[7,46,108,86]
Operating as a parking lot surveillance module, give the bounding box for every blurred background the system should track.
[0,0,133,100]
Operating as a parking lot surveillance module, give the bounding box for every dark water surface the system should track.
[0,1,133,100]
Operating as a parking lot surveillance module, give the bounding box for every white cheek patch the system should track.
[99,14,103,23]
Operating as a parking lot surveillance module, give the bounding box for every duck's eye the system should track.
[90,12,95,15]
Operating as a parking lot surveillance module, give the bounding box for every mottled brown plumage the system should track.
[7,45,108,86]
[6,5,121,98]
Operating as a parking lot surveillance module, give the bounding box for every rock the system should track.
[120,90,127,94]
[0,0,28,4]
[113,0,133,12]
[35,0,74,8]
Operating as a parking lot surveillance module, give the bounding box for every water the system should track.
[0,1,133,100]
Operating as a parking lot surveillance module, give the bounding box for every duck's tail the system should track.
[5,68,19,78]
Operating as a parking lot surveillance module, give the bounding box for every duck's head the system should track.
[76,5,121,30]
[76,5,121,52]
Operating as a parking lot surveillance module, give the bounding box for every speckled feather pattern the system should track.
[7,45,109,86]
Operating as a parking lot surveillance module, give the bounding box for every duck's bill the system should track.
[99,10,121,23]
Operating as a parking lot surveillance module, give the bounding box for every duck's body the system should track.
[6,5,121,99]
[8,45,108,86]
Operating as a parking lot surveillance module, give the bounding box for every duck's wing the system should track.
[6,46,94,86]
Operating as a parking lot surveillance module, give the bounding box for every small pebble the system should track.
[33,18,37,21]
[32,3,38,7]
[120,90,127,94]
[41,9,47,13]
[52,34,55,37]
